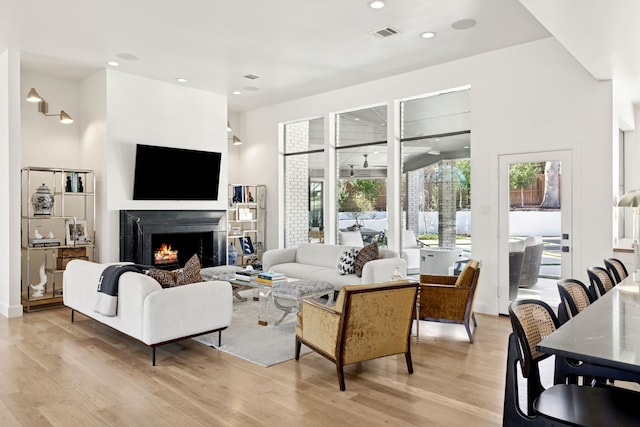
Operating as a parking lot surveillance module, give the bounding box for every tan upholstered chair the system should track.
[418,259,480,342]
[295,280,417,391]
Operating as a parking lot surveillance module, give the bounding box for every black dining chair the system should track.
[556,278,592,324]
[587,266,616,300]
[604,257,629,284]
[503,299,640,426]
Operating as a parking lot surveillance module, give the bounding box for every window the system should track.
[400,88,471,253]
[284,118,324,247]
[336,105,388,244]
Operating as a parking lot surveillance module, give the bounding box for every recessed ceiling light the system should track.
[452,19,477,30]
[232,91,242,95]
[107,61,120,67]
[369,1,385,9]
[116,53,139,61]
[176,78,188,83]
[428,150,440,155]
[420,32,436,39]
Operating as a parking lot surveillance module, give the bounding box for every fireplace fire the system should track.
[120,210,227,268]
[154,243,178,265]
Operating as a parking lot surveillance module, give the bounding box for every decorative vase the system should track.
[31,183,54,215]
[228,242,238,265]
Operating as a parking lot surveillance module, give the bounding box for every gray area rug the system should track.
[194,290,311,367]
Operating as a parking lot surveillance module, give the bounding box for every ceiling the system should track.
[1,0,554,112]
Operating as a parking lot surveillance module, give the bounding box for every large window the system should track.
[400,88,471,253]
[284,118,324,247]
[336,105,388,244]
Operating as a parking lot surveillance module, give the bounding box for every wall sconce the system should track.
[227,121,232,132]
[26,88,74,124]
[230,135,243,145]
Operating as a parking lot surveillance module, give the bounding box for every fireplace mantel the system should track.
[119,210,226,268]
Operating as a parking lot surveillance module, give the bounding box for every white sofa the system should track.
[63,260,233,365]
[262,243,407,291]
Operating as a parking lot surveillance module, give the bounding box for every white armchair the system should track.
[401,229,424,275]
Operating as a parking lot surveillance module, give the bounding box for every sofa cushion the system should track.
[338,247,360,275]
[354,242,379,277]
[147,254,202,288]
[296,243,345,269]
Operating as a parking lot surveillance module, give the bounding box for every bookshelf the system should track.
[227,185,266,266]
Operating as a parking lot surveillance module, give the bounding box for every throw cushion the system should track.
[338,247,360,275]
[354,242,379,277]
[147,253,203,288]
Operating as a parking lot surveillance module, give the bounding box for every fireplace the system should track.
[119,210,226,268]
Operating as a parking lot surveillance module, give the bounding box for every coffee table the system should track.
[226,277,334,326]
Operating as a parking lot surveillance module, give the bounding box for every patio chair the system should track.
[518,236,544,288]
[295,280,417,391]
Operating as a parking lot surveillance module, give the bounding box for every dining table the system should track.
[537,274,640,379]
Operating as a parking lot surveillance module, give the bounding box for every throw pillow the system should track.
[354,242,379,277]
[147,254,203,288]
[338,247,360,275]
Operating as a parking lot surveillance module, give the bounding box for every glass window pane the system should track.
[400,89,471,256]
[284,118,325,248]
[336,105,388,245]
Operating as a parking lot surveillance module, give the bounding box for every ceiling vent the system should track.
[371,26,400,38]
[243,74,260,80]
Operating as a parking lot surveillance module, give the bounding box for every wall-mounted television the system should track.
[133,144,222,200]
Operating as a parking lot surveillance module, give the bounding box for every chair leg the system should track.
[405,351,414,374]
[152,347,156,366]
[472,312,477,327]
[336,362,346,391]
[218,330,222,347]
[464,320,474,343]
[503,334,533,425]
[295,338,301,360]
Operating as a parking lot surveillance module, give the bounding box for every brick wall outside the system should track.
[284,121,311,247]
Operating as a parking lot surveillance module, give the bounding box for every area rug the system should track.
[193,290,311,367]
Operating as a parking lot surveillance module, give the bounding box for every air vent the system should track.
[243,74,260,80]
[371,26,400,38]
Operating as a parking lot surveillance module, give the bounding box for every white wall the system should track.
[0,49,23,318]
[235,37,614,315]
[101,71,228,261]
[21,72,81,167]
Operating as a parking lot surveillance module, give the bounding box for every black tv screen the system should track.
[133,144,222,200]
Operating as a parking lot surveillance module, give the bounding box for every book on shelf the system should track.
[29,238,61,247]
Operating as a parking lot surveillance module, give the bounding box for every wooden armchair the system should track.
[295,280,417,391]
[418,259,480,343]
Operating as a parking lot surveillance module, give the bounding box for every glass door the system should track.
[498,151,572,314]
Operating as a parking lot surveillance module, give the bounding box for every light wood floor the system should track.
[0,308,513,426]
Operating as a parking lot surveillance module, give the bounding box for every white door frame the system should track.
[498,150,573,314]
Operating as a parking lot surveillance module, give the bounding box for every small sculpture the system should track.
[33,229,43,240]
[78,177,84,193]
[47,231,55,239]
[30,263,47,297]
[65,176,72,192]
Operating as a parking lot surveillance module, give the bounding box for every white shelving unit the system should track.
[227,184,266,266]
[21,167,96,312]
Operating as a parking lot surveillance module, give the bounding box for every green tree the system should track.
[338,179,380,226]
[509,162,543,207]
[455,159,471,208]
